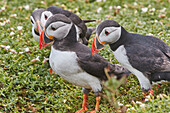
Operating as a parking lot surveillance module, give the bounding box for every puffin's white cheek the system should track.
[40,18,46,27]
[56,25,71,39]
[99,35,107,43]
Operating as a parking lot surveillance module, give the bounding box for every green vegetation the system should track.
[0,0,169,112]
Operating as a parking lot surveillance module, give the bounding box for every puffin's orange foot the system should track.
[75,107,87,113]
[50,68,53,75]
[49,68,56,75]
[87,110,97,113]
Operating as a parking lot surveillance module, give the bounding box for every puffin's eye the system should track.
[51,26,56,31]
[44,15,48,20]
[105,30,110,36]
[31,19,34,24]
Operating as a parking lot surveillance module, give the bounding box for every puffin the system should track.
[30,8,46,42]
[91,20,170,94]
[39,14,131,112]
[30,7,95,45]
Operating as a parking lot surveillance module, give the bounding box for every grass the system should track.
[0,0,170,112]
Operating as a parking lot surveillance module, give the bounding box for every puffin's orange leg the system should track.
[75,94,88,113]
[50,68,53,75]
[49,68,56,75]
[88,96,101,113]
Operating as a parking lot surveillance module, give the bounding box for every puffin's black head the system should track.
[39,14,74,49]
[30,8,46,36]
[47,6,63,15]
[91,20,122,55]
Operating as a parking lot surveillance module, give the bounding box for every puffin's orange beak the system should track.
[91,35,105,56]
[39,30,45,49]
[36,20,42,35]
[39,30,54,49]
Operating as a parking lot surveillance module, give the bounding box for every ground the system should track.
[0,0,169,112]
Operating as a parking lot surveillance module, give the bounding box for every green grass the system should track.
[0,0,170,112]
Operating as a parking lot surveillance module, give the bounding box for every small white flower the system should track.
[6,45,10,50]
[18,6,23,9]
[96,0,102,2]
[126,108,130,111]
[140,104,145,109]
[6,19,10,23]
[0,45,5,48]
[155,20,158,23]
[125,104,131,107]
[160,8,166,12]
[159,94,163,98]
[117,6,121,9]
[43,57,49,64]
[162,94,168,98]
[118,102,123,106]
[147,33,153,36]
[0,7,5,12]
[123,4,128,8]
[24,5,30,10]
[17,26,23,31]
[134,10,138,14]
[136,101,142,105]
[63,99,67,103]
[11,28,14,31]
[34,8,38,11]
[41,1,45,4]
[141,7,148,13]
[10,14,17,17]
[148,5,151,8]
[144,98,149,101]
[35,56,40,61]
[150,8,155,12]
[109,6,113,10]
[76,12,80,15]
[10,49,17,54]
[10,31,15,36]
[146,95,151,99]
[134,2,137,6]
[0,22,6,26]
[97,7,102,13]
[19,52,24,54]
[25,47,29,52]
[31,56,40,62]
[131,107,136,111]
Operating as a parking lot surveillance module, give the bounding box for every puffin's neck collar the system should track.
[52,24,77,50]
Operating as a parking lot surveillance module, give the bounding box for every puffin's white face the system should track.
[41,11,53,27]
[98,26,121,44]
[46,21,73,40]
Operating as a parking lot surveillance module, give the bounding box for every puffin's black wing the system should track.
[75,44,130,80]
[77,52,108,80]
[125,43,170,73]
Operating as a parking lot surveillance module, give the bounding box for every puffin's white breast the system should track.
[112,45,152,91]
[49,46,102,92]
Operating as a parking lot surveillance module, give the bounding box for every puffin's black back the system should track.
[47,6,87,39]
